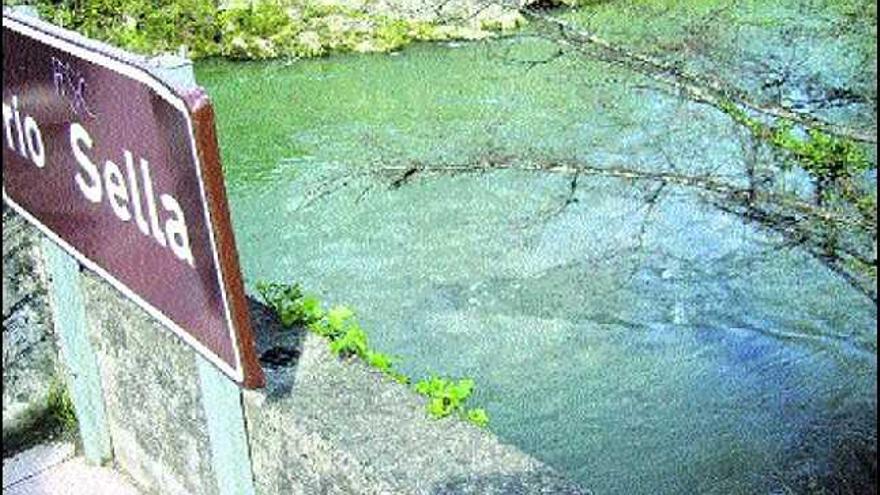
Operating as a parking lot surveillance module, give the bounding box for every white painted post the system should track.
[197,359,258,495]
[42,240,113,465]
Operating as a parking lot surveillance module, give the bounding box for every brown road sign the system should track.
[2,10,264,388]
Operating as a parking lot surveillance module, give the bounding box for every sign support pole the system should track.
[197,358,258,495]
[42,238,113,465]
[151,56,257,495]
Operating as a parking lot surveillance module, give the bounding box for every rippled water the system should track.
[197,2,877,492]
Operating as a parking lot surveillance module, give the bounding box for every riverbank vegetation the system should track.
[256,281,490,427]
[5,0,524,59]
[721,97,876,218]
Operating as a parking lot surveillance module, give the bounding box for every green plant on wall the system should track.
[414,375,489,427]
[328,322,368,358]
[364,350,408,383]
[466,407,490,427]
[256,281,307,326]
[47,377,77,432]
[256,280,489,427]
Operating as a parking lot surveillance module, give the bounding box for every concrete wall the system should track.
[77,263,585,494]
[2,205,61,433]
[80,271,218,495]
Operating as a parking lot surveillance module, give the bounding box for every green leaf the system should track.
[427,397,450,418]
[329,325,368,358]
[389,371,410,384]
[300,295,325,323]
[449,379,474,401]
[466,408,490,428]
[308,320,332,337]
[327,305,355,331]
[414,376,447,397]
[366,351,394,372]
[256,281,307,327]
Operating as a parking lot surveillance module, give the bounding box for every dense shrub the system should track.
[8,0,524,59]
[35,0,221,56]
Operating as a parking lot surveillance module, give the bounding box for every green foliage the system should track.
[365,350,394,371]
[310,305,354,338]
[326,305,355,331]
[299,295,326,323]
[415,376,473,417]
[47,377,77,432]
[256,280,488,426]
[719,99,764,136]
[720,99,875,216]
[40,0,220,57]
[256,280,312,326]
[365,350,409,383]
[329,324,368,358]
[854,193,877,221]
[770,125,872,180]
[256,282,326,328]
[720,99,872,183]
[255,282,389,367]
[414,375,489,427]
[374,19,412,49]
[466,408,490,428]
[24,0,516,60]
[216,1,303,59]
[2,377,78,458]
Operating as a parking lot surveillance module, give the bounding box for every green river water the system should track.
[197,0,877,492]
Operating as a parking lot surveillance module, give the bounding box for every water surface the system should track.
[197,7,877,493]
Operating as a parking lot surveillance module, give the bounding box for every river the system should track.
[196,1,877,492]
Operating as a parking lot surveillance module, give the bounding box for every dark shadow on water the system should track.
[778,405,878,495]
[431,470,591,495]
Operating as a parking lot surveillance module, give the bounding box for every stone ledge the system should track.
[244,301,587,495]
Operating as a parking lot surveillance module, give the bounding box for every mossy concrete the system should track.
[2,206,61,438]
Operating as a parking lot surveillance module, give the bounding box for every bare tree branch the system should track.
[522,12,878,144]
